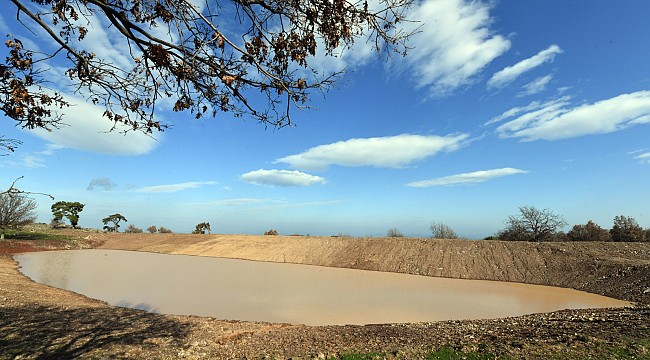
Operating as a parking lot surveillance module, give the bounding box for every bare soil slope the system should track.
[96,233,650,304]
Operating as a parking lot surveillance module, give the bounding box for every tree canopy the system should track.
[192,221,211,234]
[51,200,85,228]
[2,0,412,145]
[102,213,127,232]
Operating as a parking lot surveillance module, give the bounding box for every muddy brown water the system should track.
[14,249,631,326]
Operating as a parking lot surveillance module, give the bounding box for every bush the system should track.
[429,222,458,239]
[386,228,404,237]
[264,229,278,235]
[147,225,157,233]
[125,224,143,233]
[158,227,172,233]
[567,220,611,242]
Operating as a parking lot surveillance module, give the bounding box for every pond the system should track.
[14,249,631,326]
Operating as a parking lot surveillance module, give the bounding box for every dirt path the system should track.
[2,234,650,359]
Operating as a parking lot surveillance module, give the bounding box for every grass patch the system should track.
[2,230,74,241]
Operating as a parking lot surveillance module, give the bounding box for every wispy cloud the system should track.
[493,91,650,141]
[138,181,217,193]
[518,75,553,97]
[87,177,117,191]
[634,152,650,164]
[305,0,510,97]
[276,134,469,171]
[400,0,511,96]
[485,97,571,126]
[1,143,64,168]
[487,45,562,89]
[407,168,528,187]
[240,169,326,187]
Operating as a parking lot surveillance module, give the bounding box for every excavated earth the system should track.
[1,232,649,359]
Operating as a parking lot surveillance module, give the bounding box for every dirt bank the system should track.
[1,233,649,359]
[95,233,650,305]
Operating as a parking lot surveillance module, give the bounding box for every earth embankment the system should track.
[95,233,650,304]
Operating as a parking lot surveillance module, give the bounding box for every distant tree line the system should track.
[493,206,649,242]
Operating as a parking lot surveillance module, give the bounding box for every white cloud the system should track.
[635,152,650,165]
[487,45,562,89]
[494,91,650,141]
[485,97,571,126]
[407,168,528,187]
[241,169,326,187]
[400,0,511,96]
[30,93,160,155]
[518,75,553,97]
[276,134,469,171]
[138,181,217,193]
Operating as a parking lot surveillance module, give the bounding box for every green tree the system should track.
[610,215,645,242]
[498,206,567,242]
[102,213,128,233]
[192,222,211,234]
[3,0,411,136]
[51,201,85,228]
[567,220,611,242]
[0,192,37,240]
[429,222,458,239]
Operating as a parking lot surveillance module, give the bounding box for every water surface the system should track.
[15,249,631,325]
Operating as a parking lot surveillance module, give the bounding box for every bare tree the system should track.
[4,0,413,136]
[0,192,37,240]
[147,225,157,233]
[386,228,404,237]
[429,222,458,239]
[499,206,567,242]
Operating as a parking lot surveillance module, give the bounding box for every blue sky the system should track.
[1,0,649,237]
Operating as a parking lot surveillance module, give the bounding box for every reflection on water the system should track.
[14,249,631,326]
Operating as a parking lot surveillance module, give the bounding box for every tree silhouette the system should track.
[3,0,412,136]
[102,213,128,233]
[192,222,211,234]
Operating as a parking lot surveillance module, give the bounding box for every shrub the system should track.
[125,224,143,233]
[264,229,278,235]
[386,228,404,237]
[158,227,172,233]
[147,225,157,234]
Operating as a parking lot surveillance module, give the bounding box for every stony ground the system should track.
[1,232,649,359]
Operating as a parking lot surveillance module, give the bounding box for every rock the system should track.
[643,288,650,294]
